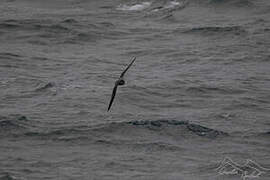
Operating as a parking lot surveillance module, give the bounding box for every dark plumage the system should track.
[107,57,136,111]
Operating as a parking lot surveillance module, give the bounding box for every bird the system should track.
[107,57,136,111]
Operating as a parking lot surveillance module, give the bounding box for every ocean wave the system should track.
[150,0,187,12]
[124,0,187,21]
[0,21,20,29]
[0,172,18,180]
[225,100,264,111]
[0,19,122,44]
[0,115,30,135]
[34,82,55,92]
[260,131,270,137]
[181,26,247,35]
[116,2,152,11]
[23,120,228,142]
[185,0,254,8]
[186,85,245,95]
[0,19,70,32]
[0,19,72,44]
[129,120,228,137]
[95,139,183,152]
[0,52,23,60]
[208,0,254,7]
[232,131,270,139]
[60,18,78,24]
[115,0,253,13]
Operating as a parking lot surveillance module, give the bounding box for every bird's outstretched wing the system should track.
[107,83,118,111]
[120,57,136,78]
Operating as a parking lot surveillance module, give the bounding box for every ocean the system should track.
[0,0,270,179]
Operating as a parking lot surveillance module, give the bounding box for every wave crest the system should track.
[116,2,152,11]
[208,0,254,7]
[0,115,30,137]
[0,172,18,180]
[24,120,228,141]
[181,26,247,36]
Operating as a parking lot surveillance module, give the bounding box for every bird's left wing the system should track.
[107,84,118,111]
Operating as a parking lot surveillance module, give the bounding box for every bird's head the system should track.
[118,79,125,85]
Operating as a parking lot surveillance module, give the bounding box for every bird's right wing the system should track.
[120,57,136,78]
[107,84,118,111]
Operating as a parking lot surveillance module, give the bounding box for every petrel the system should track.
[107,57,136,111]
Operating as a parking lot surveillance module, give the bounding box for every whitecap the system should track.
[152,0,182,12]
[164,1,181,9]
[117,2,151,11]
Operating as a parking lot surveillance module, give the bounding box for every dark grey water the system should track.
[0,0,270,179]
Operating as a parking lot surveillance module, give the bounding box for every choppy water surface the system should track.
[0,0,270,179]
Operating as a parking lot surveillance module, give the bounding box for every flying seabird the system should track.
[107,57,136,111]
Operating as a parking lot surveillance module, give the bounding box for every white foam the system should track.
[164,1,181,9]
[117,2,151,11]
[152,1,181,12]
